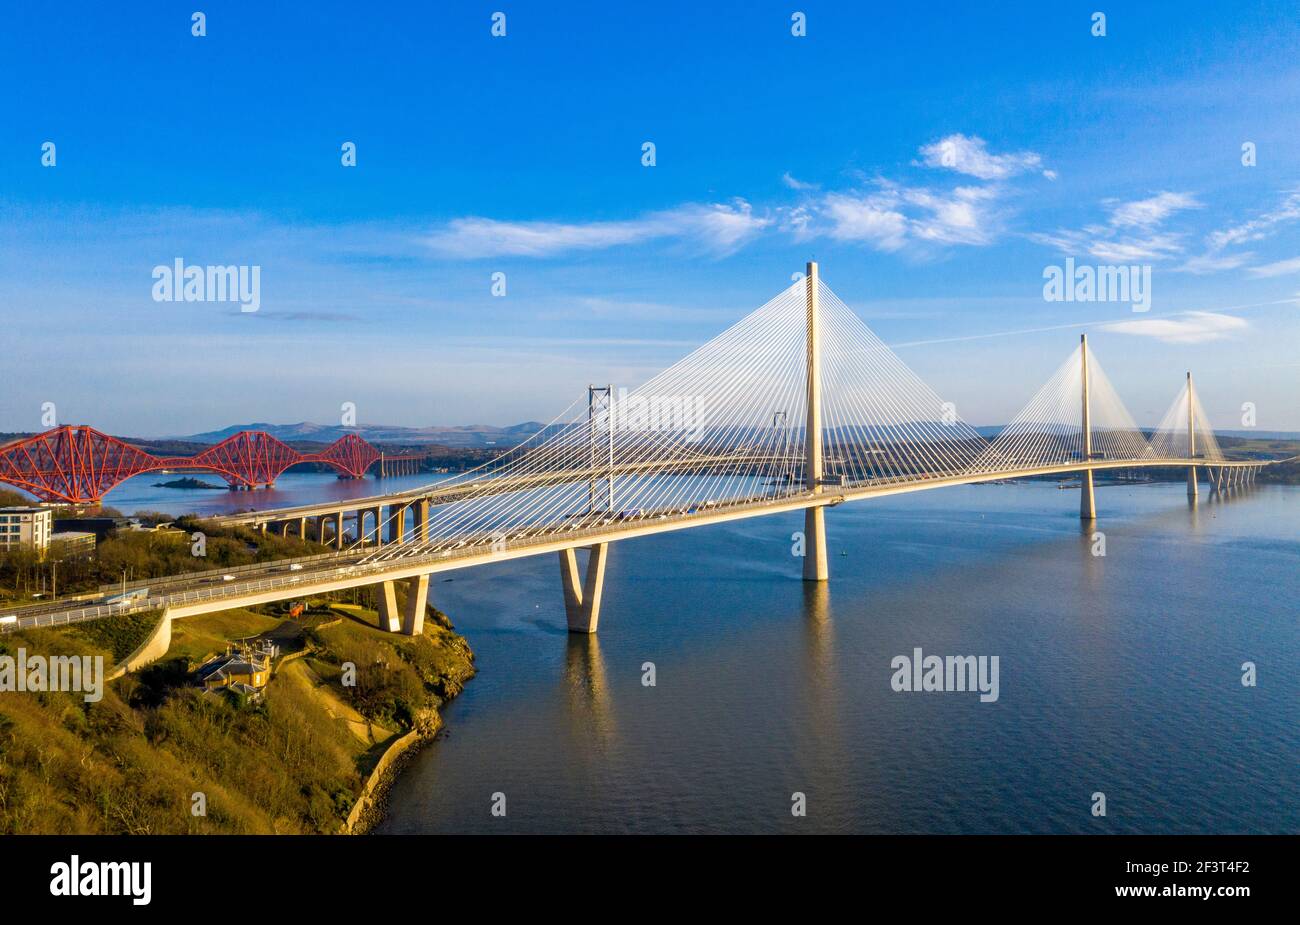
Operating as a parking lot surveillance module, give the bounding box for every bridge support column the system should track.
[394,504,408,543]
[559,543,608,634]
[296,517,306,539]
[1079,334,1096,521]
[802,506,828,581]
[400,575,429,635]
[802,261,828,582]
[1186,372,1198,500]
[334,511,344,549]
[414,499,429,541]
[1080,470,1096,520]
[376,581,401,632]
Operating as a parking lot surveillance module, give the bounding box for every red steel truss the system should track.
[0,425,408,504]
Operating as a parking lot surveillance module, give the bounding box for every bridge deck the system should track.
[1,457,1269,632]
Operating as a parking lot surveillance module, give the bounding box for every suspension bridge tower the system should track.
[1187,371,1198,499]
[1080,334,1096,520]
[803,261,829,581]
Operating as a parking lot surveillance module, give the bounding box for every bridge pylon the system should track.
[803,260,829,581]
[1186,372,1199,500]
[1079,334,1097,520]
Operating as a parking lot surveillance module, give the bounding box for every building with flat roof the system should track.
[0,507,52,554]
[50,530,96,560]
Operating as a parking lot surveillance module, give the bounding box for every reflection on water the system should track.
[308,479,1296,833]
[563,634,616,750]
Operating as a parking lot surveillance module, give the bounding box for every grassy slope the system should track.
[0,601,474,834]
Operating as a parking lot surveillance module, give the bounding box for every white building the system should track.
[0,507,53,553]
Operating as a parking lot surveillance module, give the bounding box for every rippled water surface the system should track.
[370,481,1299,833]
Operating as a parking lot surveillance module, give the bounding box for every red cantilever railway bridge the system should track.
[0,425,427,504]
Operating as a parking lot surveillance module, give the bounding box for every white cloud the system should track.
[781,171,818,191]
[1102,311,1247,344]
[1030,229,1185,263]
[903,185,999,245]
[1206,190,1300,250]
[1106,191,1201,228]
[1176,252,1254,275]
[803,180,1003,252]
[423,200,770,258]
[918,133,1053,180]
[1032,191,1198,263]
[1171,190,1300,276]
[818,191,910,251]
[426,134,1044,260]
[1247,255,1300,278]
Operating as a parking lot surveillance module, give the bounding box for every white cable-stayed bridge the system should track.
[3,264,1277,636]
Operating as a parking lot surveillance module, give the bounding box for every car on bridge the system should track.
[103,587,150,608]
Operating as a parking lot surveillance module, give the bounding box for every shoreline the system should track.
[0,602,475,835]
[343,655,475,835]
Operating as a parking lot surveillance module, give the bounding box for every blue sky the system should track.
[1,0,1298,435]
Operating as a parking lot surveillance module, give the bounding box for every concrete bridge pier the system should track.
[374,575,431,635]
[413,499,429,541]
[1079,470,1096,521]
[376,581,402,632]
[401,575,429,635]
[802,506,828,581]
[334,511,344,549]
[560,543,609,633]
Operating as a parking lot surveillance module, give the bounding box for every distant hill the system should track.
[175,421,547,448]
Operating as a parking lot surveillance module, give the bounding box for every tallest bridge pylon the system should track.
[803,260,829,581]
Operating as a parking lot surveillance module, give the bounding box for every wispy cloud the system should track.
[1177,252,1254,275]
[1177,190,1300,275]
[787,135,1046,252]
[1106,191,1201,228]
[918,133,1056,181]
[794,183,1004,252]
[1102,311,1247,344]
[1206,190,1300,250]
[422,134,1048,260]
[1247,255,1300,278]
[812,189,909,251]
[781,171,818,191]
[422,200,770,258]
[1031,191,1200,262]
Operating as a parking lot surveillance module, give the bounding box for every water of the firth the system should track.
[107,475,1299,833]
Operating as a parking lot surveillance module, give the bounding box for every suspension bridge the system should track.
[0,264,1275,636]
